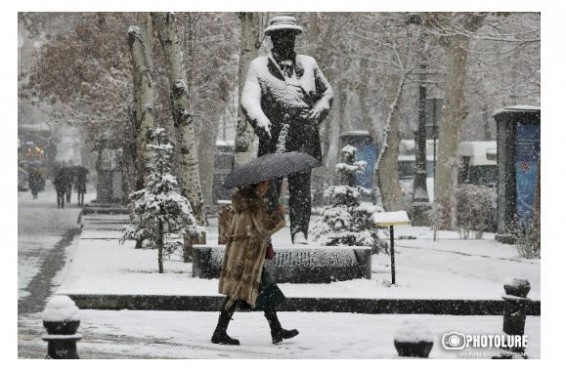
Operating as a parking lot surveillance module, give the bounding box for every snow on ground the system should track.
[18,183,95,299]
[18,190,543,360]
[58,216,540,300]
[18,310,540,359]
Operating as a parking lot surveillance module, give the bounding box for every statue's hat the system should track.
[264,16,303,36]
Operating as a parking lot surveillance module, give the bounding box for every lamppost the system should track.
[407,14,431,226]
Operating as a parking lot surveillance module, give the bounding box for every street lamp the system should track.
[407,13,431,226]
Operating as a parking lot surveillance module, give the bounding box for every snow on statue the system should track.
[240,16,333,245]
[121,127,203,273]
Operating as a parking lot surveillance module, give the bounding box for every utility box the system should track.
[493,106,540,243]
[94,136,122,204]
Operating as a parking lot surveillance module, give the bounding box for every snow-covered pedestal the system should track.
[193,244,371,283]
[42,295,82,359]
[393,320,434,358]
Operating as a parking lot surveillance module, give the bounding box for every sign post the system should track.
[373,211,411,285]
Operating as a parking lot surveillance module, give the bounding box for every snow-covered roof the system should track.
[340,130,370,137]
[458,141,497,166]
[492,105,540,117]
[216,140,235,147]
[19,122,51,132]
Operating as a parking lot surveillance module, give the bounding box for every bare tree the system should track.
[128,18,156,189]
[425,13,487,229]
[234,12,266,167]
[152,12,207,261]
[346,13,412,210]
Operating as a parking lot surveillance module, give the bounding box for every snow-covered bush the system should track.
[456,184,493,239]
[511,221,540,259]
[311,145,387,254]
[121,127,202,273]
[426,202,444,241]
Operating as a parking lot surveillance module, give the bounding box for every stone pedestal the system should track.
[42,334,82,359]
[193,245,372,283]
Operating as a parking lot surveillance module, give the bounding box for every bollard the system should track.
[42,295,82,359]
[495,278,531,358]
[217,200,233,245]
[393,321,434,358]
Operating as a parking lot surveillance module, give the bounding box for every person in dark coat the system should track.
[211,180,298,346]
[53,166,71,208]
[240,16,333,244]
[28,168,43,199]
[74,166,89,206]
[63,167,74,204]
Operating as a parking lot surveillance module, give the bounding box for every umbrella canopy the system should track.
[223,152,322,188]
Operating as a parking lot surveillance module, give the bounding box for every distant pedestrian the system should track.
[211,180,299,346]
[74,166,89,206]
[28,168,42,199]
[53,167,71,208]
[63,167,74,204]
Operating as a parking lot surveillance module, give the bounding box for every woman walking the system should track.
[211,180,299,345]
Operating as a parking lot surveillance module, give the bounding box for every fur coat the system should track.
[218,187,286,307]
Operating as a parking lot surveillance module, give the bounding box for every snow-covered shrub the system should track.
[456,184,493,239]
[121,127,202,273]
[311,145,387,254]
[511,221,540,259]
[426,202,444,241]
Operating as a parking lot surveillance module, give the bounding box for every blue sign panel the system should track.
[514,123,540,228]
[355,140,378,189]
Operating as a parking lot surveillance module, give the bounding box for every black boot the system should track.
[264,306,299,344]
[211,298,240,346]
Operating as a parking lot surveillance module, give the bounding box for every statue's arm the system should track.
[241,63,272,139]
[310,59,334,125]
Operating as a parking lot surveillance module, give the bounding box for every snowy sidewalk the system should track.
[18,310,540,359]
[54,212,540,314]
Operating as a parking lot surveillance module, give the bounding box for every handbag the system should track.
[265,241,275,260]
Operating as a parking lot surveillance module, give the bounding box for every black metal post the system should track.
[390,225,396,285]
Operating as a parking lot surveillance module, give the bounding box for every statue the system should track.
[240,16,333,244]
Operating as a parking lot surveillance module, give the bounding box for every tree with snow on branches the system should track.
[311,145,387,254]
[121,127,203,273]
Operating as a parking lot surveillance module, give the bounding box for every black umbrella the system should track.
[223,152,322,188]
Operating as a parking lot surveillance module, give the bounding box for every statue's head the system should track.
[265,16,303,52]
[264,16,303,37]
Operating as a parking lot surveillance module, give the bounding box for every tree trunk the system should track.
[375,73,406,211]
[234,12,262,167]
[435,35,471,229]
[157,220,164,274]
[359,59,377,142]
[122,105,137,213]
[197,101,220,208]
[434,13,485,230]
[128,23,155,190]
[152,12,207,262]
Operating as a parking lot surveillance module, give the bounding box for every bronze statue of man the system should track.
[241,16,333,244]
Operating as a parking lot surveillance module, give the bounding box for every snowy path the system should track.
[18,310,540,359]
[18,184,95,304]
